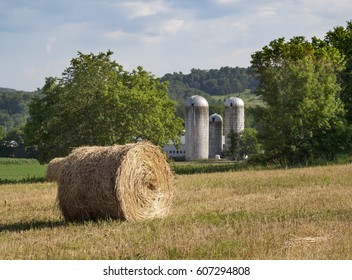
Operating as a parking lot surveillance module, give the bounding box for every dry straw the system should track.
[57,142,174,222]
[46,157,66,181]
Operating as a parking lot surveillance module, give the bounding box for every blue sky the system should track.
[0,0,351,91]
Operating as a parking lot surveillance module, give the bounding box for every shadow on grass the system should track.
[0,218,125,233]
[0,220,65,233]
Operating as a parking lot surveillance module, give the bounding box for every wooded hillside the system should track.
[160,66,257,119]
[0,88,35,135]
[161,67,257,97]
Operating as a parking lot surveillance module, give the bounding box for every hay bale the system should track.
[57,142,174,222]
[46,157,66,181]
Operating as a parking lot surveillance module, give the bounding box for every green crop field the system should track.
[1,163,352,260]
[0,158,47,184]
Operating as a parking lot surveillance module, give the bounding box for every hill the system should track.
[0,88,35,135]
[161,67,258,97]
[160,67,260,119]
[0,87,17,93]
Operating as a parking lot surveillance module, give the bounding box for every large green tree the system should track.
[325,20,352,122]
[251,37,347,164]
[25,51,183,162]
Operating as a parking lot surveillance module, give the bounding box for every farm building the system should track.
[163,95,244,161]
[209,113,224,158]
[162,135,186,160]
[185,95,209,160]
[224,97,245,150]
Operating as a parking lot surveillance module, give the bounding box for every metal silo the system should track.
[209,113,223,158]
[185,95,209,160]
[224,97,244,150]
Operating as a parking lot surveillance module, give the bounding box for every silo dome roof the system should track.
[209,113,223,122]
[186,95,209,107]
[224,97,244,107]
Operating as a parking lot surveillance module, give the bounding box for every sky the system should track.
[0,0,351,91]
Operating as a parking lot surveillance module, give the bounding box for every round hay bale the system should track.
[46,157,66,182]
[57,142,174,222]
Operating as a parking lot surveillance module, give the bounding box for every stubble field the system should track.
[1,163,352,259]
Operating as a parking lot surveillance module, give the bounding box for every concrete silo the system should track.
[185,95,209,160]
[209,113,223,158]
[224,97,244,150]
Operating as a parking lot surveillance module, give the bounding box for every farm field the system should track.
[211,89,263,108]
[0,158,46,184]
[1,164,352,259]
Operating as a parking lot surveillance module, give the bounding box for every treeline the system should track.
[160,67,257,119]
[161,67,257,96]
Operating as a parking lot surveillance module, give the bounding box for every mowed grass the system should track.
[1,164,352,259]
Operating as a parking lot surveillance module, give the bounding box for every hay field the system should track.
[1,164,352,259]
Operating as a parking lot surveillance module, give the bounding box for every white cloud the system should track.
[140,34,164,44]
[214,0,236,4]
[46,37,56,54]
[103,29,131,40]
[57,22,91,37]
[119,0,170,18]
[24,67,39,76]
[254,6,279,18]
[231,21,247,30]
[299,0,352,8]
[163,19,192,33]
[103,29,163,45]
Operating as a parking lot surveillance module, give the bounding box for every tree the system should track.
[0,125,5,140]
[24,51,183,163]
[325,20,352,122]
[226,130,241,161]
[251,37,347,164]
[226,128,261,161]
[238,128,262,157]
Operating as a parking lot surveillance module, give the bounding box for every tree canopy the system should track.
[24,51,183,163]
[325,20,352,122]
[251,36,348,164]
